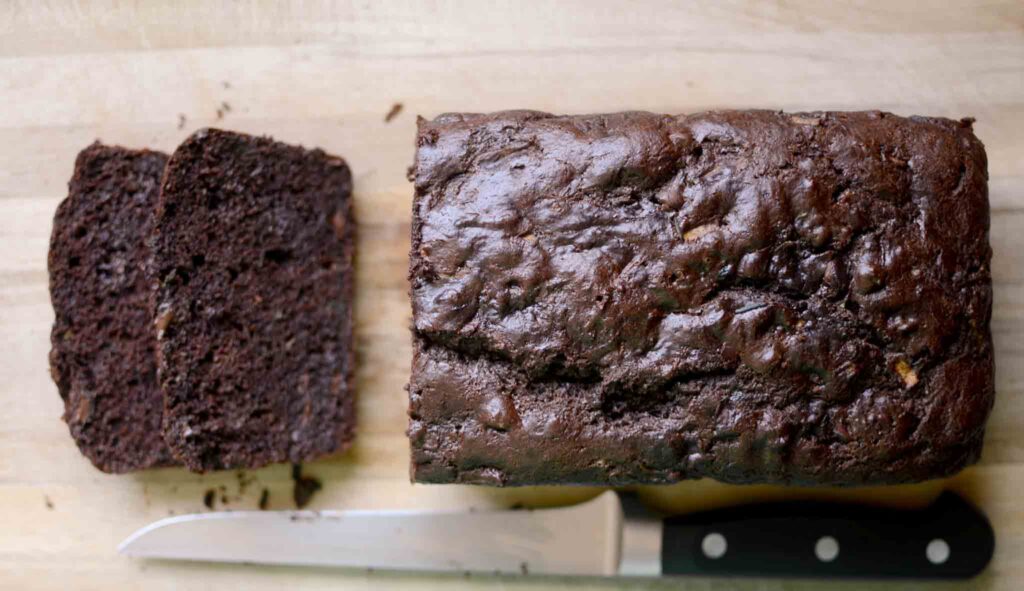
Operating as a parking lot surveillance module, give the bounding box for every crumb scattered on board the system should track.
[520,561,529,575]
[384,102,403,123]
[177,114,186,130]
[215,102,232,120]
[291,464,322,509]
[259,488,270,510]
[44,496,54,510]
[236,470,256,495]
[222,81,231,89]
[203,489,216,509]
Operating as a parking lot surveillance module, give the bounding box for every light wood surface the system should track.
[1,1,1022,589]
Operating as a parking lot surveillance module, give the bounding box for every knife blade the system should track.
[119,490,993,579]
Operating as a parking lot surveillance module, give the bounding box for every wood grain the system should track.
[0,1,1022,589]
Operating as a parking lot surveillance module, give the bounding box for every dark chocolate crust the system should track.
[408,110,994,486]
[48,143,175,473]
[155,128,355,471]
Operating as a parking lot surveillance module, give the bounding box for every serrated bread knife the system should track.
[119,491,993,579]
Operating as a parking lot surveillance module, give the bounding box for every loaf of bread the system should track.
[153,129,356,471]
[48,143,176,473]
[408,110,994,485]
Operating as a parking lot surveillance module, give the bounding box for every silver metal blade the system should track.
[119,491,624,576]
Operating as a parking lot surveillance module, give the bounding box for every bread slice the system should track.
[154,128,355,471]
[48,143,175,473]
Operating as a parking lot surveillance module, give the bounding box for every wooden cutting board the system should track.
[1,2,1021,589]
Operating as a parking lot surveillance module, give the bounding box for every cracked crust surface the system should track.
[408,110,994,486]
[48,143,175,473]
[155,128,355,471]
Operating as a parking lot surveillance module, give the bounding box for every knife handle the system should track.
[660,492,993,579]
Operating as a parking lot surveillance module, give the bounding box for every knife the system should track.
[119,490,993,579]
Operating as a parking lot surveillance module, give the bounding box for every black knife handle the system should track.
[660,492,993,579]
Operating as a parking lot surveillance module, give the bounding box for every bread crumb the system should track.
[384,103,403,123]
[236,470,256,495]
[292,464,322,508]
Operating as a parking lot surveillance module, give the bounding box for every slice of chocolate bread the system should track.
[48,143,175,473]
[154,128,355,471]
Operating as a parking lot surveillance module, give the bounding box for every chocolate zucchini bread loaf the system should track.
[48,143,175,473]
[154,129,355,471]
[408,110,993,485]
